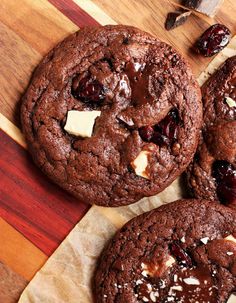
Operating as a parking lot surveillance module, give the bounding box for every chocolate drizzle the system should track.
[125,61,154,106]
[134,255,218,302]
[166,265,218,302]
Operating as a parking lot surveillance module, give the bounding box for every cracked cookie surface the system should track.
[21,25,202,206]
[187,56,236,208]
[94,199,236,302]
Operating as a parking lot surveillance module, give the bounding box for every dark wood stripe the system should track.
[48,0,100,27]
[0,130,90,256]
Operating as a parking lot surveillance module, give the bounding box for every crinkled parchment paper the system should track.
[18,36,236,303]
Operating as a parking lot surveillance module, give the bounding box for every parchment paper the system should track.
[18,36,236,303]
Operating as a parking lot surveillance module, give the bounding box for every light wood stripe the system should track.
[0,217,47,281]
[0,113,26,149]
[0,0,77,55]
[74,0,117,25]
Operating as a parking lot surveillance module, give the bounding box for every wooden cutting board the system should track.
[0,0,235,301]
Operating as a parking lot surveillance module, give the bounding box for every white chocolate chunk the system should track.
[134,62,143,71]
[131,150,151,179]
[183,277,200,285]
[141,271,148,277]
[173,274,178,282]
[200,237,209,245]
[150,292,157,302]
[147,283,152,291]
[64,110,101,137]
[225,97,236,108]
[227,252,234,256]
[227,294,236,303]
[225,235,236,244]
[165,256,176,268]
[141,262,146,268]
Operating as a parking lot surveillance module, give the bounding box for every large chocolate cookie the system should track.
[94,199,236,302]
[187,56,236,208]
[21,25,202,207]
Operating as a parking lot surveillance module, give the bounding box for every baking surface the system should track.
[0,0,235,301]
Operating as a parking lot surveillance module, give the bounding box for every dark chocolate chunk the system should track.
[183,0,223,16]
[165,10,191,31]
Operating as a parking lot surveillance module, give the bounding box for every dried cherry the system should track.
[170,242,193,267]
[139,108,179,147]
[212,160,236,205]
[195,24,231,57]
[72,75,105,103]
[139,126,155,142]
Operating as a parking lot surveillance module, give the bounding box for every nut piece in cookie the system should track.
[131,150,151,179]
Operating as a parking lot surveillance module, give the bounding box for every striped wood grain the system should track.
[0,218,47,280]
[0,0,105,268]
[0,0,77,126]
[0,129,90,256]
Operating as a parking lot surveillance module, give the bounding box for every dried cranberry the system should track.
[139,126,154,141]
[151,131,168,146]
[138,108,179,147]
[170,242,193,267]
[195,24,231,57]
[212,160,236,205]
[72,75,105,103]
[152,108,179,146]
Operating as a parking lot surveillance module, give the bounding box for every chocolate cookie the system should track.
[187,56,236,207]
[21,25,202,207]
[94,199,236,303]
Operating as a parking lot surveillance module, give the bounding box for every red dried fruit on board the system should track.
[195,24,231,57]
